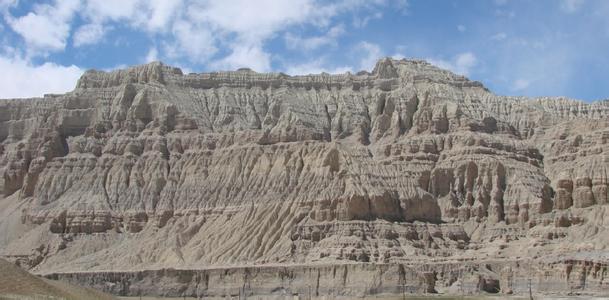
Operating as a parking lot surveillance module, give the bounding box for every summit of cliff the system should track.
[73,58,484,90]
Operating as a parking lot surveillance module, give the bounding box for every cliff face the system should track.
[1,58,609,296]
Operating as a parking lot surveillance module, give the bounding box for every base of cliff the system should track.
[41,259,609,299]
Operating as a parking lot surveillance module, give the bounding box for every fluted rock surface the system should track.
[1,58,609,297]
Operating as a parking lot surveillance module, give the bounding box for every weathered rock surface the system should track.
[1,58,609,297]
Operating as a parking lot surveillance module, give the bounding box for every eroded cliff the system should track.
[1,58,608,297]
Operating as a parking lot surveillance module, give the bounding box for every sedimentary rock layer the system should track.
[45,258,609,297]
[1,58,608,297]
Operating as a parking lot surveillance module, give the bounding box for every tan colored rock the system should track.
[555,176,574,209]
[592,177,608,204]
[573,177,595,208]
[1,58,609,297]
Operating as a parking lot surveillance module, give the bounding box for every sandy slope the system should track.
[0,258,116,300]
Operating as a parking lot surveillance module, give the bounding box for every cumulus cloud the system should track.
[0,54,83,98]
[178,0,324,67]
[210,44,271,72]
[1,0,412,97]
[284,24,345,51]
[166,20,217,63]
[428,52,478,76]
[7,0,80,53]
[455,53,477,74]
[4,0,403,71]
[170,0,396,67]
[357,41,383,71]
[73,23,106,47]
[82,0,143,23]
[0,0,16,10]
[81,0,184,32]
[143,0,184,31]
[145,47,159,63]
[188,0,316,43]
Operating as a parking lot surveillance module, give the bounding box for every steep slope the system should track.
[0,258,117,299]
[0,58,608,297]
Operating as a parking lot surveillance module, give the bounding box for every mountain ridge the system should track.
[0,58,608,297]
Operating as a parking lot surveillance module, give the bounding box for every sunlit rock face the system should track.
[1,58,609,296]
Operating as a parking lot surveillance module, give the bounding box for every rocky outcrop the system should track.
[1,59,609,297]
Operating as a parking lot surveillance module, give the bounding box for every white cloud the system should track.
[167,20,217,63]
[73,23,106,47]
[457,25,466,32]
[427,52,478,76]
[143,0,184,31]
[83,0,142,23]
[162,0,325,65]
[145,47,159,63]
[176,0,398,65]
[357,41,383,71]
[284,58,352,75]
[7,0,80,53]
[284,24,345,51]
[80,0,184,32]
[560,0,584,13]
[455,53,477,72]
[0,0,16,10]
[352,11,383,28]
[0,55,83,98]
[2,0,408,82]
[188,0,315,43]
[284,41,407,76]
[512,78,530,91]
[210,44,271,72]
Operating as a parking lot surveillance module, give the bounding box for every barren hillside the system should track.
[0,58,608,297]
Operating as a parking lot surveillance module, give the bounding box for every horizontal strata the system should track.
[73,59,485,90]
[44,258,608,297]
[1,58,609,297]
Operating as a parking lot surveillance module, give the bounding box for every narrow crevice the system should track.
[101,169,113,210]
[323,104,332,142]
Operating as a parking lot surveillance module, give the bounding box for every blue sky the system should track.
[0,0,607,102]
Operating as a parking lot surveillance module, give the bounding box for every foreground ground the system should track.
[0,258,116,300]
[2,256,605,300]
[117,296,608,299]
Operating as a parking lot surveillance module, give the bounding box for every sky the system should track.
[0,0,608,102]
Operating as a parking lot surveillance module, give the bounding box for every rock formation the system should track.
[1,58,609,297]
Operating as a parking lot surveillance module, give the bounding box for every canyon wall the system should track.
[1,58,608,297]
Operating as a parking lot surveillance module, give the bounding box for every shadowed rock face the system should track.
[1,58,609,296]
